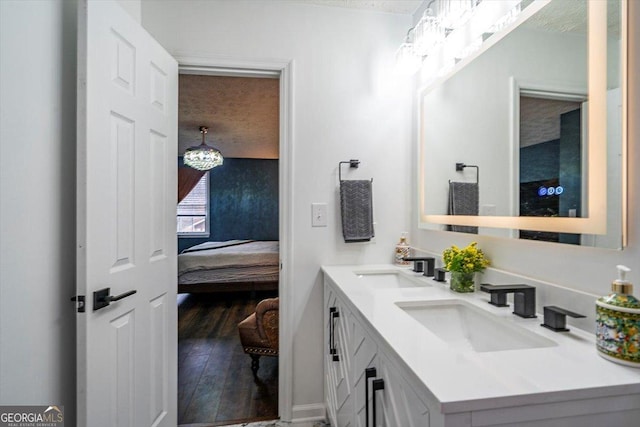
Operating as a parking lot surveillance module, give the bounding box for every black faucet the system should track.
[480,284,537,318]
[541,306,586,332]
[402,257,435,277]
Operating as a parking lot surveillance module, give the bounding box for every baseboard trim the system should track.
[291,403,326,424]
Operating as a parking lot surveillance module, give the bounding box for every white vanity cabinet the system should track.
[325,280,431,427]
[323,265,640,427]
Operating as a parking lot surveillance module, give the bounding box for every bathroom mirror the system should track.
[418,0,626,248]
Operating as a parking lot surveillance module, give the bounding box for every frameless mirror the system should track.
[419,0,626,248]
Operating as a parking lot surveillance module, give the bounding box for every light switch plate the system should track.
[312,203,327,227]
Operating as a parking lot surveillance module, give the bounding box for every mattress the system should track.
[178,240,279,285]
[178,266,280,285]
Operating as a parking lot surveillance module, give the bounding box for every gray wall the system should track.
[0,0,77,423]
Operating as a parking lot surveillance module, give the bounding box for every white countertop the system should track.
[322,264,640,413]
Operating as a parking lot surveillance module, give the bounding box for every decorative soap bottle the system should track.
[596,265,640,367]
[394,232,410,266]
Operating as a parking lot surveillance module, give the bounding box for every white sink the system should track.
[354,271,431,289]
[396,299,556,352]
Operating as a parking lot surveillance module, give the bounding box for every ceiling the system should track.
[178,75,279,159]
[523,0,620,37]
[295,0,422,15]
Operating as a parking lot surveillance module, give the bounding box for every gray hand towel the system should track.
[340,180,374,242]
[448,181,478,234]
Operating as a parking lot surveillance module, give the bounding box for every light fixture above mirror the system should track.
[183,126,224,171]
[394,0,524,78]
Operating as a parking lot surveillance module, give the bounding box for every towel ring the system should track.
[455,163,479,185]
[339,159,360,182]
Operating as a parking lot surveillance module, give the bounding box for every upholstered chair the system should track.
[237,297,279,376]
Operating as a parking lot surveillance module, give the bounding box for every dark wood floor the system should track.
[178,291,279,426]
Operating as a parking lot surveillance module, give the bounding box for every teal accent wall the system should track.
[178,158,279,253]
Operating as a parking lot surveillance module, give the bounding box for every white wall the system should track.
[141,0,414,418]
[413,1,640,301]
[0,0,77,424]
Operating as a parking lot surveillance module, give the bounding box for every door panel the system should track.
[149,294,169,425]
[149,130,168,259]
[111,310,135,427]
[77,1,178,426]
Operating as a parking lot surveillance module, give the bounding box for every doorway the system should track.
[175,60,292,425]
[514,89,587,244]
[518,92,586,244]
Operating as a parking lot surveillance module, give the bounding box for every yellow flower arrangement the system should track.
[442,242,490,273]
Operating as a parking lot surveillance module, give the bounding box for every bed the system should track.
[178,240,279,294]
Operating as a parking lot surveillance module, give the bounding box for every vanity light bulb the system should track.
[456,37,483,61]
[394,42,421,76]
[414,10,445,57]
[441,0,476,30]
[438,56,457,77]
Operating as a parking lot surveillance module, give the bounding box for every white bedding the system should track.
[178,240,279,276]
[178,266,280,285]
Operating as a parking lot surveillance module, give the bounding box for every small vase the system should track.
[450,271,475,293]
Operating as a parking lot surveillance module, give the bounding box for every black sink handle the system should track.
[541,306,586,332]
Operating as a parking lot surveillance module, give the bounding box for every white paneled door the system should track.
[76,1,178,426]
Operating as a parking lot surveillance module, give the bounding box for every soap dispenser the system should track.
[595,265,640,367]
[394,232,410,266]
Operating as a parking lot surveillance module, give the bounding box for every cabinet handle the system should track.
[372,378,385,427]
[365,367,377,427]
[331,309,340,361]
[329,307,336,354]
[329,307,340,361]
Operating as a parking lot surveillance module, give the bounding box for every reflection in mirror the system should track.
[419,0,624,249]
[518,91,587,244]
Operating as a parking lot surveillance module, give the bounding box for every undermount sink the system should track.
[354,271,431,289]
[396,299,556,352]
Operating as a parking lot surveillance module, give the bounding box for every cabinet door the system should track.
[352,316,379,427]
[324,283,354,426]
[374,353,430,427]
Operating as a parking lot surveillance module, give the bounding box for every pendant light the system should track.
[183,126,224,171]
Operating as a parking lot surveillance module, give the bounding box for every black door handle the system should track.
[93,287,137,311]
[372,378,385,427]
[330,308,340,361]
[365,367,377,427]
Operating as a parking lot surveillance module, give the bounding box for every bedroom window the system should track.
[177,173,209,237]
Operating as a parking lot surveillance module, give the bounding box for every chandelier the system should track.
[183,126,224,171]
